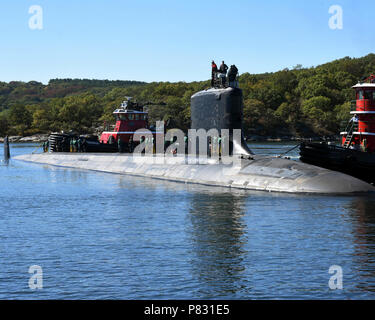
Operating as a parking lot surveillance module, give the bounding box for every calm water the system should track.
[0,142,375,299]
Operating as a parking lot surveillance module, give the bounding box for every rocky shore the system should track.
[245,135,340,143]
[0,134,49,143]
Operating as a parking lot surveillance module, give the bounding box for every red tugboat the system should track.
[300,75,375,184]
[49,97,163,153]
[100,98,155,145]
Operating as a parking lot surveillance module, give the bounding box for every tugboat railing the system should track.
[212,72,239,89]
[349,122,356,133]
[212,72,226,88]
[351,99,375,112]
[341,120,375,135]
[342,120,356,134]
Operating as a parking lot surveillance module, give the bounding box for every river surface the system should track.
[0,142,375,299]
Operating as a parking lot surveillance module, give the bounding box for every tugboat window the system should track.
[119,114,127,120]
[364,91,372,100]
[128,114,134,120]
[358,90,364,100]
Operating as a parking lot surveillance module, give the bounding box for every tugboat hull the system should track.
[300,142,375,184]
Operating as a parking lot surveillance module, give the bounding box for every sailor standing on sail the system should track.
[228,65,239,88]
[219,61,228,86]
[211,61,218,87]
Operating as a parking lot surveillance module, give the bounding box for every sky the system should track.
[0,0,374,84]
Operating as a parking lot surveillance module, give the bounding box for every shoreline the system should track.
[0,134,339,144]
[0,134,49,143]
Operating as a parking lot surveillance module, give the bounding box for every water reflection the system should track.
[348,197,375,292]
[0,159,9,166]
[188,191,248,298]
[1,145,9,166]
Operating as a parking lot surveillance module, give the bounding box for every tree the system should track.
[248,81,284,110]
[302,96,332,113]
[0,113,9,136]
[8,104,32,135]
[297,74,334,100]
[1,53,375,138]
[58,94,103,132]
[301,96,336,133]
[275,102,301,125]
[32,108,52,132]
[334,101,352,129]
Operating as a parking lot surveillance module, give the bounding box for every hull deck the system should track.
[14,152,375,194]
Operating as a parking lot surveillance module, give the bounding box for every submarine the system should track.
[14,68,375,194]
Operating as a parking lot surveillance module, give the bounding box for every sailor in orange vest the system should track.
[211,61,218,87]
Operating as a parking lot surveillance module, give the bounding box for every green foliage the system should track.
[301,96,336,133]
[334,101,352,127]
[302,96,332,113]
[243,99,265,132]
[275,101,302,126]
[7,104,32,135]
[0,113,9,136]
[58,94,103,131]
[0,54,375,137]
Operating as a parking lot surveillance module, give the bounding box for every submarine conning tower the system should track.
[190,82,253,156]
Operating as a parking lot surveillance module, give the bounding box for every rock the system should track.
[18,134,49,143]
[8,136,22,142]
[0,134,49,143]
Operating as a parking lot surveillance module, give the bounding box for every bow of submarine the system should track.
[238,155,375,194]
[191,87,375,193]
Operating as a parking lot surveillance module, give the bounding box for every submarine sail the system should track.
[191,87,253,156]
